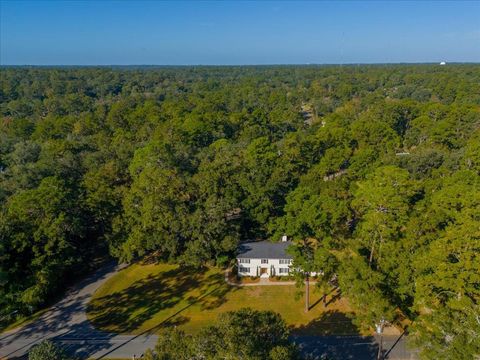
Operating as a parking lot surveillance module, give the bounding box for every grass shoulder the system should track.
[0,308,50,334]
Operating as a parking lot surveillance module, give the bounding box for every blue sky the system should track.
[1,1,479,65]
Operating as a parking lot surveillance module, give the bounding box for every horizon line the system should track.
[1,61,479,67]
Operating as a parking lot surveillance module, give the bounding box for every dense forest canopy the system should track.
[1,65,479,359]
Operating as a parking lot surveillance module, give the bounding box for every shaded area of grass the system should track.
[87,263,358,336]
[294,310,360,335]
[88,264,232,334]
[0,308,50,334]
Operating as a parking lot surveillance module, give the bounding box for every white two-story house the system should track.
[236,240,293,277]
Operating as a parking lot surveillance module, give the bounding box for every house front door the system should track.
[260,268,268,277]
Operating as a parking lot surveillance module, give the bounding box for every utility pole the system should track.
[304,272,310,312]
[376,319,386,360]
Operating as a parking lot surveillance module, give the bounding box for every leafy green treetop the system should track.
[28,340,69,360]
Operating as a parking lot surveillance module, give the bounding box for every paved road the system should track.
[0,263,158,360]
[0,263,418,359]
[294,334,418,360]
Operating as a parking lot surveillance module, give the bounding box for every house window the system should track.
[238,258,250,264]
[261,259,269,264]
[279,259,291,264]
[279,268,289,274]
[239,267,250,273]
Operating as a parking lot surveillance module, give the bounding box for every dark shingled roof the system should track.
[237,241,293,259]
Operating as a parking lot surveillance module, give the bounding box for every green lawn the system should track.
[0,308,50,334]
[87,263,358,336]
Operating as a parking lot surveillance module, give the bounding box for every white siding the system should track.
[237,258,292,277]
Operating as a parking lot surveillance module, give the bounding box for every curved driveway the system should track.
[0,263,417,360]
[0,262,157,360]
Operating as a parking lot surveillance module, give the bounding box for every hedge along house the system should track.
[236,238,293,277]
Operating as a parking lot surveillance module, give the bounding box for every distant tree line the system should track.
[1,65,479,359]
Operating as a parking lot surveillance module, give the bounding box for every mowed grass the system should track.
[87,263,358,336]
[0,308,50,334]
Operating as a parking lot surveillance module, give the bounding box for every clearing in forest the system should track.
[87,263,358,335]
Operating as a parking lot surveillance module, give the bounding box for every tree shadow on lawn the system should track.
[88,266,235,334]
[307,286,340,312]
[293,310,360,336]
